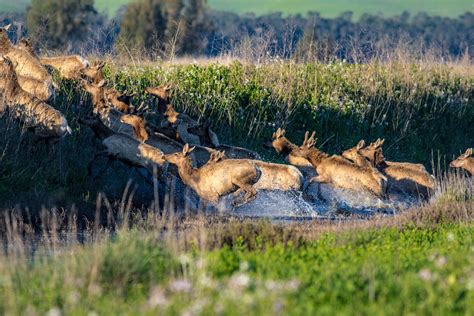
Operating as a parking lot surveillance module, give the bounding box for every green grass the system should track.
[1,222,472,315]
[0,60,472,206]
[1,0,472,18]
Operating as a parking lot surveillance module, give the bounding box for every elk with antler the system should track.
[162,144,261,206]
[355,138,435,197]
[290,131,388,198]
[263,128,313,168]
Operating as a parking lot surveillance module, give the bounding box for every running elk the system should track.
[162,144,261,206]
[357,138,435,197]
[294,132,387,197]
[0,55,71,140]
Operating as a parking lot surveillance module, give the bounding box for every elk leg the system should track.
[231,182,257,207]
[311,175,329,184]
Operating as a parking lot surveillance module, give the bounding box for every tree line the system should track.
[0,0,472,60]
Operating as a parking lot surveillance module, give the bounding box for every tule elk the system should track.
[162,144,261,207]
[293,132,387,198]
[0,25,54,85]
[358,138,435,197]
[264,128,313,168]
[450,148,473,175]
[0,55,71,140]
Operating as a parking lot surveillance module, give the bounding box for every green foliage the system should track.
[0,223,472,314]
[0,61,471,209]
[117,0,211,56]
[111,62,473,165]
[26,0,98,50]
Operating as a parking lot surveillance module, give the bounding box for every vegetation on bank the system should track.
[0,60,471,208]
[111,61,473,164]
[0,213,472,315]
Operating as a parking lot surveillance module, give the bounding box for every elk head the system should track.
[359,138,385,167]
[162,143,195,166]
[0,24,12,53]
[342,140,366,162]
[450,148,473,170]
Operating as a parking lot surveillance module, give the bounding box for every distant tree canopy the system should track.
[5,0,471,59]
[207,11,473,60]
[27,0,99,51]
[117,0,211,56]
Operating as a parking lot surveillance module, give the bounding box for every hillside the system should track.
[0,0,472,18]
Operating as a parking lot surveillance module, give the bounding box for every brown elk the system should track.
[104,88,132,113]
[80,78,133,114]
[145,84,172,115]
[188,123,260,160]
[356,138,435,196]
[0,25,54,84]
[162,144,261,206]
[15,37,90,80]
[101,133,165,169]
[293,132,387,197]
[0,55,71,139]
[80,79,108,113]
[17,38,35,56]
[39,55,90,80]
[263,128,313,168]
[81,61,106,83]
[360,138,427,173]
[16,75,54,101]
[450,148,473,175]
[120,114,149,143]
[162,106,201,145]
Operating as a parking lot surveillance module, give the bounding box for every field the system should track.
[1,0,472,17]
[0,27,474,313]
[1,202,473,314]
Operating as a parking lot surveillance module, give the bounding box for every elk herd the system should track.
[0,23,472,210]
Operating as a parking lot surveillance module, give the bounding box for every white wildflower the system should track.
[419,269,432,281]
[229,272,250,290]
[435,256,447,268]
[169,279,192,293]
[148,286,167,307]
[46,308,61,316]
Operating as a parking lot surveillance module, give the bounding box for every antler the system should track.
[302,131,316,148]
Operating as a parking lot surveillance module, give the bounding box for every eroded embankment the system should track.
[0,61,472,219]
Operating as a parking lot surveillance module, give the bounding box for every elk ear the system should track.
[97,79,106,87]
[3,24,11,31]
[465,148,473,157]
[275,128,282,138]
[357,140,366,150]
[182,144,189,155]
[375,138,385,148]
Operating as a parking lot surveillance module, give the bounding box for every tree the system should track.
[117,0,168,53]
[27,0,99,51]
[117,0,212,57]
